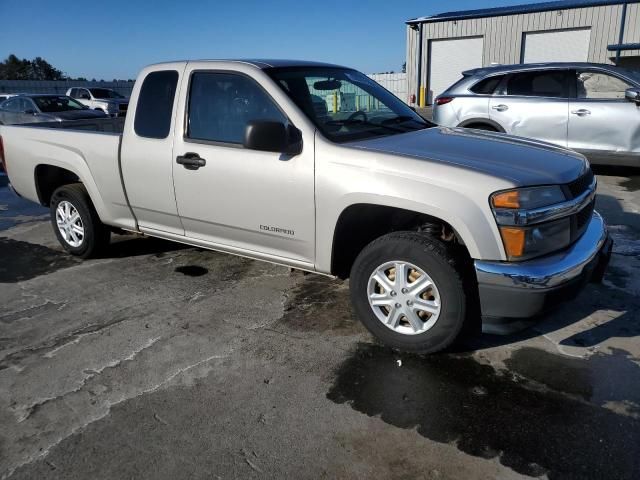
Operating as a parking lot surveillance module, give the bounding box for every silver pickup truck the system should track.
[0,59,612,353]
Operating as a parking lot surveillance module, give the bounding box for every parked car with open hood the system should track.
[0,94,108,125]
[433,62,640,166]
[67,87,129,117]
[0,59,612,354]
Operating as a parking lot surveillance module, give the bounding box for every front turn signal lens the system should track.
[499,227,525,258]
[492,190,520,209]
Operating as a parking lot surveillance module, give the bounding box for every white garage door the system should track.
[429,36,484,102]
[523,28,591,63]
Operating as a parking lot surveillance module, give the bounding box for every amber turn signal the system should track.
[492,190,520,209]
[499,226,526,258]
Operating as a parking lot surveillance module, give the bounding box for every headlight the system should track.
[492,186,566,210]
[491,186,571,261]
[106,102,116,111]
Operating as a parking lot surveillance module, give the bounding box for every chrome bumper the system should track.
[474,212,612,330]
[476,211,608,290]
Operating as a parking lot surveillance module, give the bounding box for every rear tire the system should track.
[50,183,110,258]
[349,232,467,354]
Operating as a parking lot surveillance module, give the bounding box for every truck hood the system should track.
[53,109,109,120]
[348,126,588,186]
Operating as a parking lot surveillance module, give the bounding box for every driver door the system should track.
[171,65,316,266]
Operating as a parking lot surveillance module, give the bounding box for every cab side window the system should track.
[3,98,21,112]
[577,71,630,100]
[506,70,568,98]
[186,72,286,145]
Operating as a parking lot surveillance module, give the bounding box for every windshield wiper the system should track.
[325,119,408,133]
[382,115,429,128]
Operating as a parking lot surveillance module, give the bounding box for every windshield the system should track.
[266,67,432,143]
[89,88,125,99]
[33,96,86,112]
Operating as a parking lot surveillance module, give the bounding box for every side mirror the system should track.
[24,109,36,115]
[243,121,302,155]
[80,94,91,100]
[625,87,640,106]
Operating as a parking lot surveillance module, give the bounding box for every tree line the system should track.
[0,54,133,82]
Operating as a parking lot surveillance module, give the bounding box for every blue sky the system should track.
[1,0,518,79]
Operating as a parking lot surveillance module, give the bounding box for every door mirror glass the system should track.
[80,93,91,100]
[243,121,302,155]
[23,109,36,115]
[625,87,640,105]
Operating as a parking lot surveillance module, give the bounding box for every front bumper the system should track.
[475,211,612,334]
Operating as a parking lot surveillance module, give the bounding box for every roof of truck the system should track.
[149,59,349,69]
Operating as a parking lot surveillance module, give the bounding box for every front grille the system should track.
[571,198,595,242]
[567,169,594,199]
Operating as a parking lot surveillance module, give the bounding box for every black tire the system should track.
[349,232,467,354]
[50,183,110,258]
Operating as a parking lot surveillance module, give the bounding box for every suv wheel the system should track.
[350,232,467,354]
[50,183,110,258]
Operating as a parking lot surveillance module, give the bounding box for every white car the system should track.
[66,87,129,117]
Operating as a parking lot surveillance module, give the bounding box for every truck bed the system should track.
[21,117,126,133]
[0,119,136,231]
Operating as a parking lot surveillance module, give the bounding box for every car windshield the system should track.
[89,88,125,99]
[33,96,86,112]
[266,67,432,143]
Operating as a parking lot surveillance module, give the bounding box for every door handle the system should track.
[492,104,509,112]
[571,109,591,116]
[176,152,206,170]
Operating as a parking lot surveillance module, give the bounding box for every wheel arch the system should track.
[457,118,505,132]
[329,203,473,279]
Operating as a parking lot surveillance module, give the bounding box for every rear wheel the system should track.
[349,232,467,354]
[50,183,110,258]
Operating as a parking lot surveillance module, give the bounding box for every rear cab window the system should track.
[134,70,179,139]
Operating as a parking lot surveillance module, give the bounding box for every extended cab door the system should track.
[120,64,186,234]
[568,69,640,162]
[171,63,315,266]
[489,69,570,147]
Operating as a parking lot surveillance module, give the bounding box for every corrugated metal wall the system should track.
[407,1,640,102]
[368,73,408,101]
[0,80,134,97]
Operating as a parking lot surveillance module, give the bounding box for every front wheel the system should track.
[349,232,468,354]
[50,183,110,258]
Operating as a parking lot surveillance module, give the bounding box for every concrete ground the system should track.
[1,168,639,480]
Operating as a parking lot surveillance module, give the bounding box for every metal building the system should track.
[406,0,640,106]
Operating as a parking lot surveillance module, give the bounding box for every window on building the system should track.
[470,75,504,94]
[506,70,568,98]
[186,72,286,144]
[576,71,631,100]
[134,70,179,139]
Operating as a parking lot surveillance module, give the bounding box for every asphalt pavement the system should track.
[1,169,639,480]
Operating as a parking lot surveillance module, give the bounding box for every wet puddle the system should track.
[0,238,78,283]
[280,276,364,336]
[327,343,640,479]
[620,176,640,192]
[174,265,209,277]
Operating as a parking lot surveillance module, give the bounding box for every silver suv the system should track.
[433,63,640,166]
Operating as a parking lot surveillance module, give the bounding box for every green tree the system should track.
[0,54,66,80]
